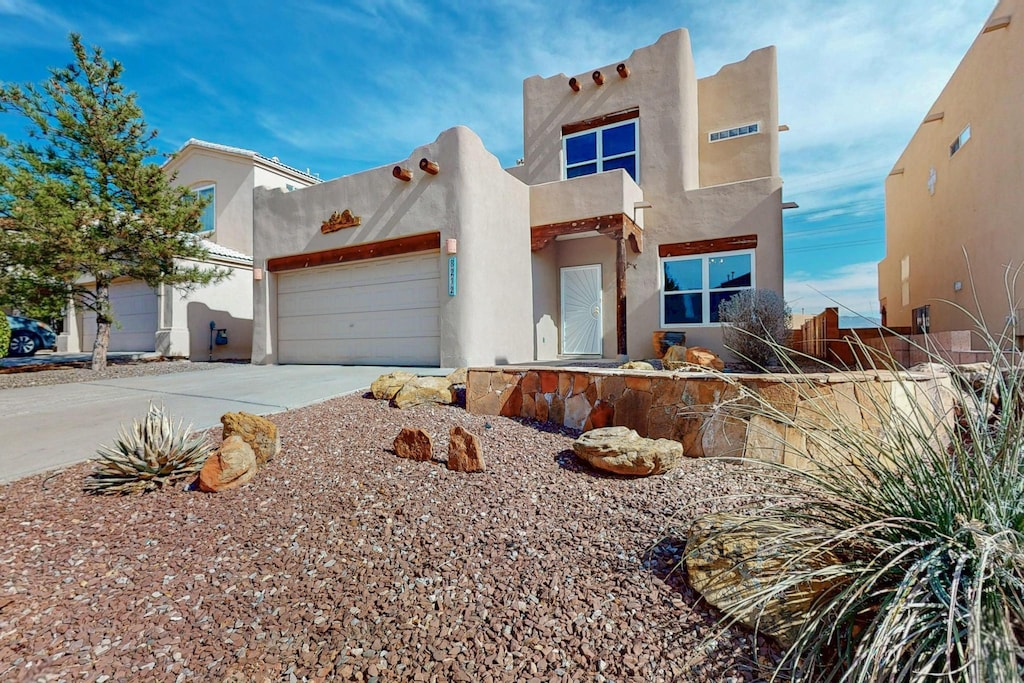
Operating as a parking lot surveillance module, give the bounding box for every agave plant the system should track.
[84,402,213,495]
[687,274,1024,682]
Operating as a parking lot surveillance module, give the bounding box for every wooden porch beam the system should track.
[267,231,441,272]
[531,213,643,253]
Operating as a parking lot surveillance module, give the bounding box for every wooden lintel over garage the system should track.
[267,231,441,272]
[531,213,643,253]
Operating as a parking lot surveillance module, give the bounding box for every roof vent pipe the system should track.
[592,70,605,85]
[616,63,629,78]
[568,77,580,92]
[419,158,440,175]
[392,166,412,182]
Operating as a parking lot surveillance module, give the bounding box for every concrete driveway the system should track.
[0,364,446,483]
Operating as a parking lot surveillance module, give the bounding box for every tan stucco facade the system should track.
[251,28,783,366]
[879,0,1023,344]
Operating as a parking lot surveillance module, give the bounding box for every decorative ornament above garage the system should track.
[321,209,361,234]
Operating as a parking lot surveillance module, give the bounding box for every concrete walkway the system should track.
[0,364,446,483]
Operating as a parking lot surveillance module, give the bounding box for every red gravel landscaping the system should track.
[0,393,777,682]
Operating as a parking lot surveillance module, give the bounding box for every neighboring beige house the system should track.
[878,0,1022,346]
[252,29,785,367]
[60,139,319,360]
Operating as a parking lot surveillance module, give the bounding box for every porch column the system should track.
[616,235,627,359]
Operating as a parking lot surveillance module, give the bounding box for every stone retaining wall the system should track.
[466,367,957,467]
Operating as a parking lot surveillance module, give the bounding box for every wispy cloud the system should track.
[786,261,881,315]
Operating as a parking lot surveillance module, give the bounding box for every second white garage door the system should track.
[82,280,158,352]
[276,252,441,365]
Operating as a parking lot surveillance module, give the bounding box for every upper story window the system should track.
[709,123,760,142]
[193,184,215,233]
[950,125,971,156]
[562,114,639,182]
[661,249,754,325]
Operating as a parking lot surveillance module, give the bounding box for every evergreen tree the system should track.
[0,34,226,369]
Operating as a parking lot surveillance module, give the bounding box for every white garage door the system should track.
[82,281,158,352]
[277,252,441,365]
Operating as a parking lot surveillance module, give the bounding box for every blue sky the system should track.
[0,0,997,318]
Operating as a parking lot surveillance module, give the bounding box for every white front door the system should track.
[560,264,603,355]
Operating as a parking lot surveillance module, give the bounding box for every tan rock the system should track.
[371,371,417,400]
[447,426,484,472]
[685,512,842,647]
[446,367,469,386]
[198,436,258,492]
[393,376,455,409]
[661,345,689,370]
[572,426,681,476]
[393,427,433,461]
[686,346,725,371]
[221,412,280,466]
[618,360,655,371]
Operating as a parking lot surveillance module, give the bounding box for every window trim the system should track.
[659,248,756,327]
[709,122,761,143]
[192,183,216,235]
[561,118,640,183]
[949,124,971,157]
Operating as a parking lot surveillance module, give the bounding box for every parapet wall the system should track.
[467,367,957,468]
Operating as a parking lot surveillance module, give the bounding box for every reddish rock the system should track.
[661,345,689,370]
[447,426,485,473]
[221,412,280,466]
[393,428,433,461]
[198,436,258,492]
[589,401,615,429]
[686,346,726,371]
[538,371,558,394]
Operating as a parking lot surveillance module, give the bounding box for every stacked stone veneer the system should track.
[467,367,957,467]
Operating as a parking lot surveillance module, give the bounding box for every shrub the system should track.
[685,317,1024,682]
[718,288,791,367]
[0,314,9,359]
[84,403,213,495]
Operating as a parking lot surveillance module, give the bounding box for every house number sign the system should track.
[448,256,457,296]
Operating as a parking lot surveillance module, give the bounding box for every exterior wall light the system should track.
[568,77,580,92]
[446,238,458,255]
[419,158,440,175]
[592,70,605,85]
[616,63,630,79]
[392,166,413,182]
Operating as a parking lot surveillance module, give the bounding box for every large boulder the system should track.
[686,346,725,371]
[394,427,433,461]
[447,426,485,472]
[221,412,280,466]
[685,512,842,646]
[572,426,681,476]
[198,436,258,492]
[446,367,468,386]
[393,376,455,410]
[371,371,417,400]
[661,345,688,370]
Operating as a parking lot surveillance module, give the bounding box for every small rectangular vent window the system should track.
[950,125,971,156]
[709,123,759,142]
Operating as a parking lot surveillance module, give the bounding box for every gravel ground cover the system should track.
[0,360,219,391]
[0,393,777,682]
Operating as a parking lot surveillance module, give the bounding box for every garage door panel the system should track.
[279,308,441,342]
[276,252,441,366]
[278,253,438,290]
[277,279,439,317]
[82,281,158,352]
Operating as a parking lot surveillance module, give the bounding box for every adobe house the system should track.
[878,0,1022,349]
[252,29,785,367]
[60,139,319,360]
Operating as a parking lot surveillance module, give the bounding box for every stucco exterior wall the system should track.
[166,150,256,255]
[631,178,785,359]
[879,0,1023,340]
[697,47,780,187]
[521,29,697,193]
[252,126,533,367]
[529,170,645,228]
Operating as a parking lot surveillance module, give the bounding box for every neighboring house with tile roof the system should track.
[59,139,319,360]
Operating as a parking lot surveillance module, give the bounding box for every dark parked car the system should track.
[6,315,57,357]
